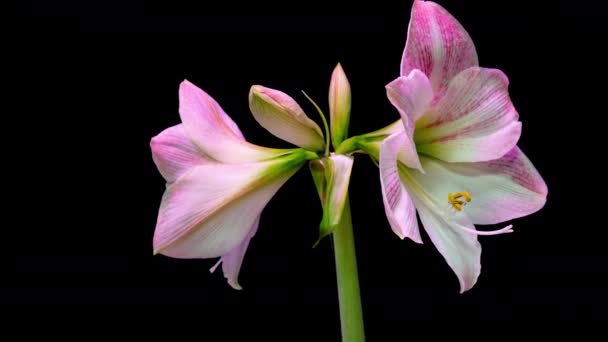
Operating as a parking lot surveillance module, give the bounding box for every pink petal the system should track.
[179,80,281,163]
[401,0,478,95]
[415,67,521,162]
[150,124,211,183]
[153,161,297,258]
[415,201,481,293]
[386,69,433,172]
[386,69,434,125]
[412,147,547,225]
[210,215,260,290]
[379,132,421,243]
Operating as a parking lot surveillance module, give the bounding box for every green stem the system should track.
[335,136,359,155]
[332,196,365,342]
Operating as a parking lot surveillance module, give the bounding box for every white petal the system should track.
[210,215,260,290]
[410,147,547,225]
[414,200,481,293]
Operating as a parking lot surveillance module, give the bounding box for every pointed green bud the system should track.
[249,85,325,152]
[329,63,351,149]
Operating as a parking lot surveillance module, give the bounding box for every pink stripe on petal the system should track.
[416,121,521,163]
[485,147,548,195]
[401,0,478,95]
[386,70,434,125]
[415,67,521,162]
[379,132,421,243]
[411,150,547,225]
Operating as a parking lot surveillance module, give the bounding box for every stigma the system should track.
[448,192,471,211]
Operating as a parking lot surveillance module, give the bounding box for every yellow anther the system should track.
[460,191,471,202]
[448,192,471,211]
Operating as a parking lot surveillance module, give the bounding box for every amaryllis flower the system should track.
[151,80,320,289]
[368,0,547,292]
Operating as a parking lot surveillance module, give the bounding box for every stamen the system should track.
[454,224,514,236]
[448,192,471,211]
[210,259,222,273]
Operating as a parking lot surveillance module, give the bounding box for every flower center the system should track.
[399,164,513,236]
[448,192,471,211]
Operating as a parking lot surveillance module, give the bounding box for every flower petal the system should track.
[415,67,521,162]
[150,124,210,183]
[210,215,260,290]
[386,69,434,172]
[386,69,434,124]
[179,80,284,163]
[410,148,547,225]
[401,0,478,95]
[414,199,481,293]
[319,155,354,239]
[153,158,300,258]
[379,133,421,243]
[249,85,325,152]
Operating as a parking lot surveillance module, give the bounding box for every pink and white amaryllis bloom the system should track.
[151,80,320,289]
[377,0,548,292]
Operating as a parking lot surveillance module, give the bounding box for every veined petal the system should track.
[179,80,284,163]
[415,67,521,162]
[401,0,478,95]
[319,155,354,239]
[153,155,304,258]
[386,69,434,124]
[410,148,547,225]
[150,124,210,183]
[386,69,434,172]
[210,215,260,290]
[414,200,481,293]
[249,85,325,152]
[379,133,421,243]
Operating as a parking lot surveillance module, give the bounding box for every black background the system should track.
[8,0,606,337]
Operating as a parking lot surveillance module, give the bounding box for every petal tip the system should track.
[228,280,243,290]
[179,79,196,91]
[458,260,481,294]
